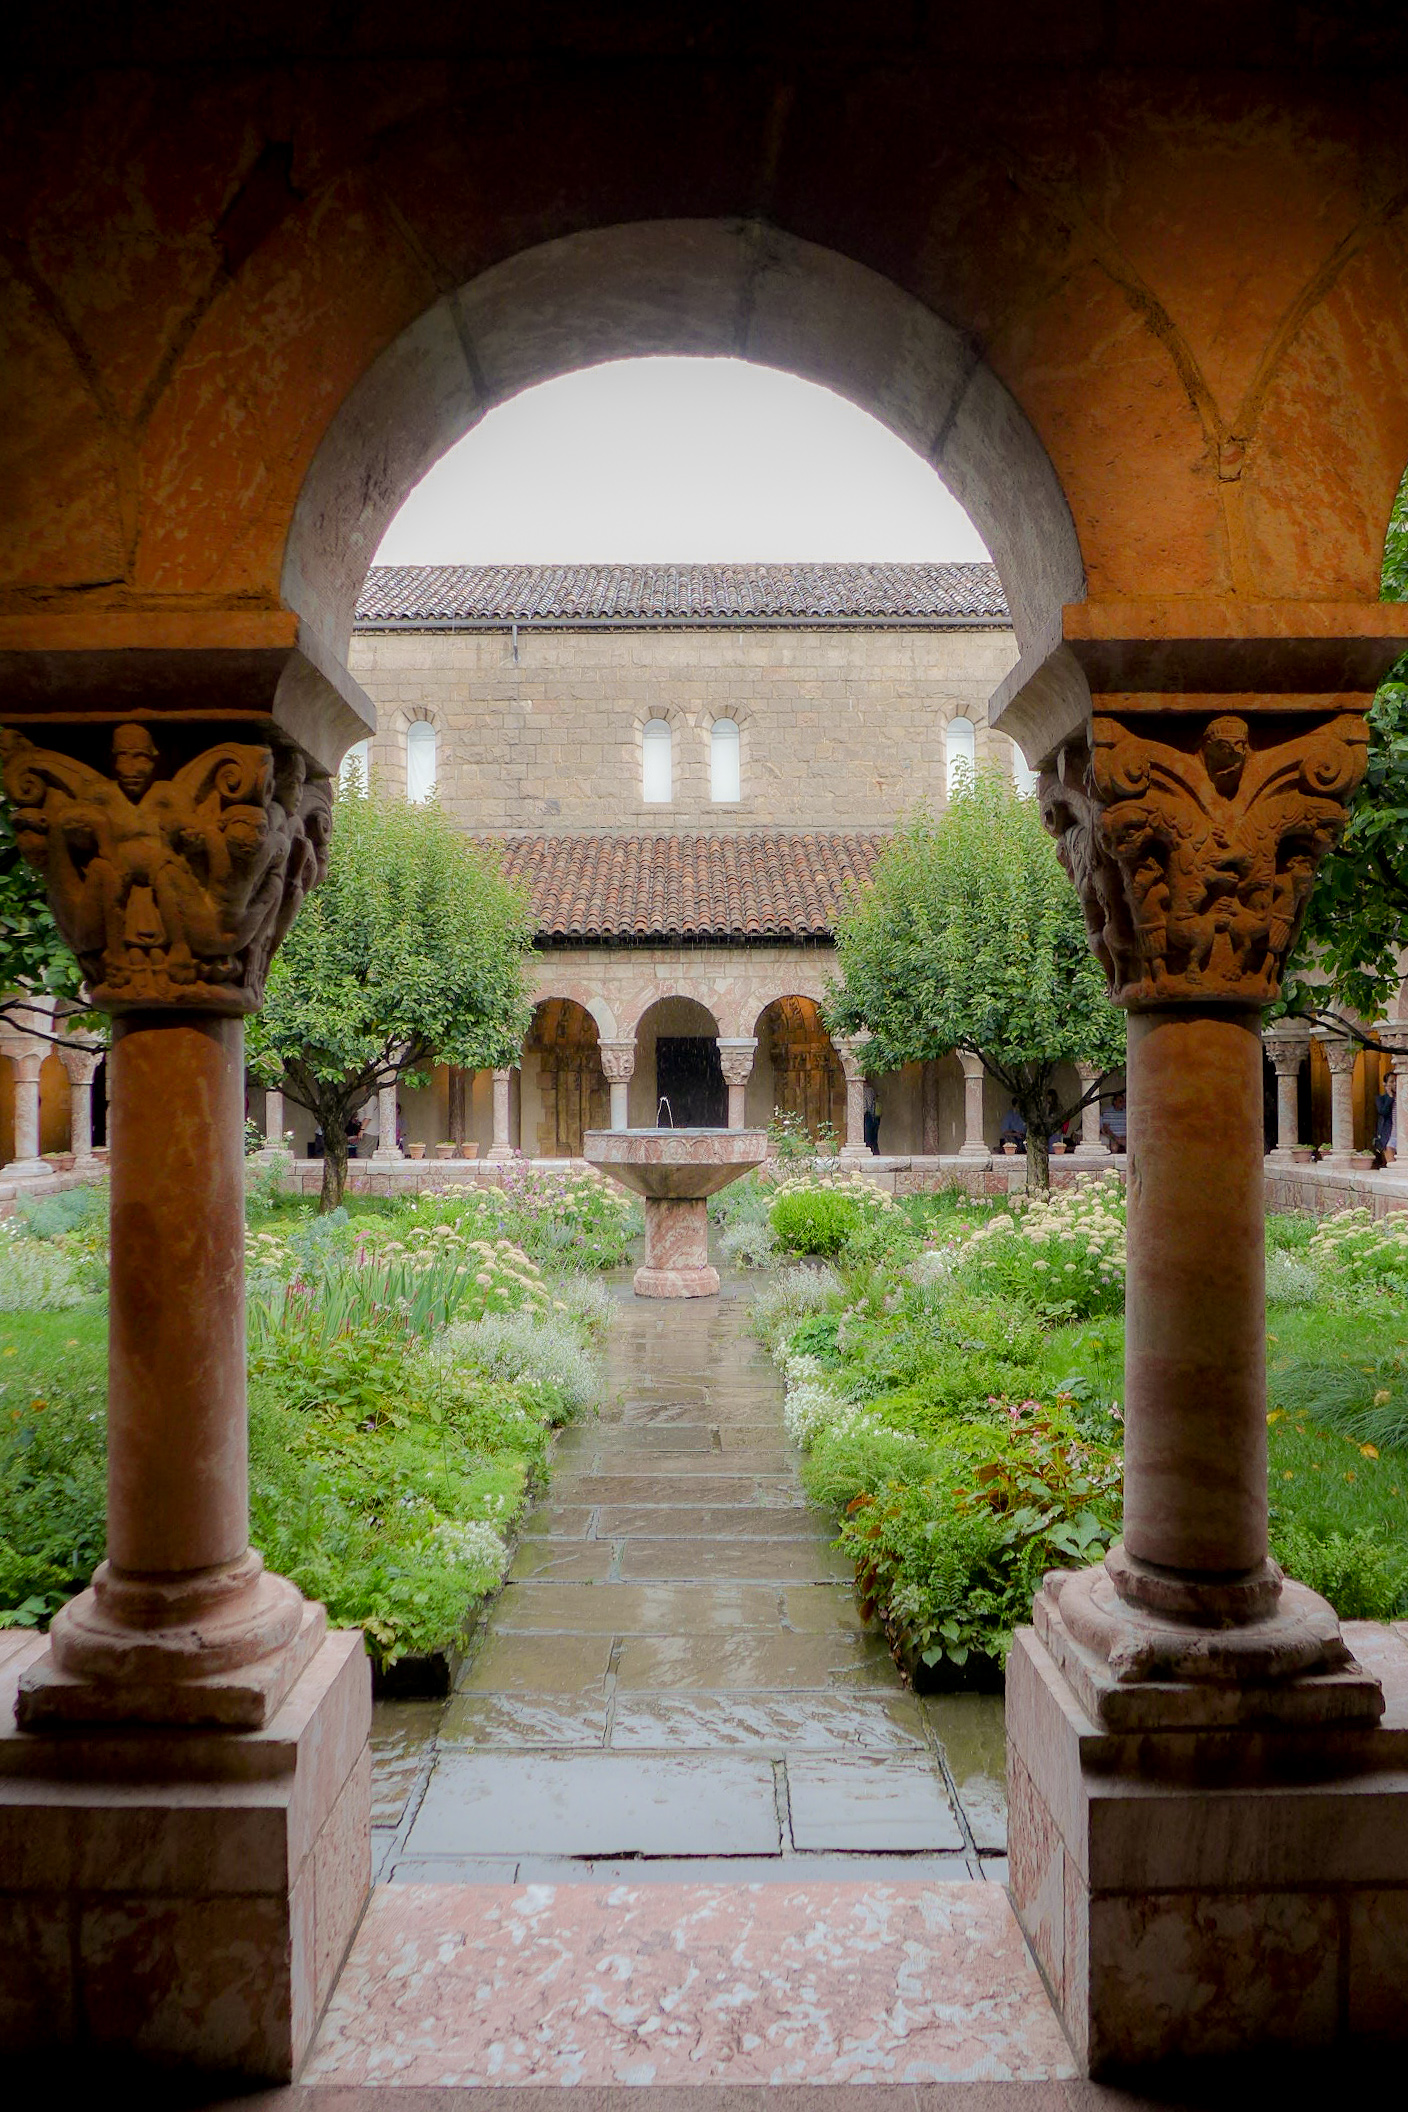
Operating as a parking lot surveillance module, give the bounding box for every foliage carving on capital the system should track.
[1040,711,1368,1010]
[1,723,333,1016]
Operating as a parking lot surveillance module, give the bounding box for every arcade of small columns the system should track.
[0,994,105,1180]
[1264,1014,1408,1163]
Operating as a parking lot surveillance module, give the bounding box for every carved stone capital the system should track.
[1040,709,1368,1011]
[716,1035,759,1087]
[1263,1019,1313,1078]
[597,1037,637,1085]
[1,723,332,1016]
[1316,1030,1359,1079]
[832,1032,871,1082]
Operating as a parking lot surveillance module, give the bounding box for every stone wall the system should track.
[347,624,1021,833]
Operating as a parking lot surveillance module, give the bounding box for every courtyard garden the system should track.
[727,1162,1408,1682]
[0,1162,638,1671]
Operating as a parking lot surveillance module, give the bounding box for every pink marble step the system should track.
[305,1878,1073,2086]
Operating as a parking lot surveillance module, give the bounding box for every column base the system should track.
[1036,1553,1384,1732]
[1070,1144,1109,1163]
[838,1145,872,1164]
[17,1555,325,1732]
[957,1142,991,1159]
[0,1625,371,2078]
[370,1145,403,1163]
[3,1157,49,1181]
[1007,1618,1408,2074]
[485,1145,516,1162]
[633,1262,720,1298]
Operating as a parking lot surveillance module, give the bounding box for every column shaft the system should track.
[265,1086,284,1146]
[372,1079,402,1160]
[1123,1009,1266,1579]
[1276,1068,1299,1154]
[108,1014,248,1574]
[70,1076,95,1163]
[958,1053,988,1157]
[488,1067,514,1160]
[12,1057,43,1168]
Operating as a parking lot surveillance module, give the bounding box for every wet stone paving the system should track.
[306,1281,1071,2086]
[367,1281,1009,1884]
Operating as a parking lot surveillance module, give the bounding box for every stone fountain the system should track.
[583,1127,769,1296]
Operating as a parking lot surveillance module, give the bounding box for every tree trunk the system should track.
[320,1122,349,1212]
[1026,1125,1051,1195]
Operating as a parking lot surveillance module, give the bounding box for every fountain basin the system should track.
[583,1128,768,1297]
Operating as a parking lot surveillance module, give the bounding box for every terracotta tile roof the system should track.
[483,831,887,942]
[357,562,1007,627]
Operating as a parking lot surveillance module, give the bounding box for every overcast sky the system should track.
[374,357,991,566]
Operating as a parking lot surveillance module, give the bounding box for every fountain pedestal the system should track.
[583,1128,769,1299]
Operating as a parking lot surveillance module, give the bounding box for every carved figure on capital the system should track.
[1,723,333,1014]
[1041,710,1368,1009]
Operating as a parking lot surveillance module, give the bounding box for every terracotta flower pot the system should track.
[434,1143,458,1159]
[406,1142,425,1160]
[459,1142,480,1160]
[1002,1141,1017,1155]
[1351,1151,1376,1172]
[1291,1146,1314,1165]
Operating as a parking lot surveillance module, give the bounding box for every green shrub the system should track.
[955,1174,1125,1320]
[0,1231,84,1311]
[770,1187,864,1257]
[1265,1249,1319,1306]
[1271,1522,1408,1619]
[0,1318,108,1625]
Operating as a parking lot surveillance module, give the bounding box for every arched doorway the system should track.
[753,996,844,1141]
[631,996,724,1128]
[522,999,608,1156]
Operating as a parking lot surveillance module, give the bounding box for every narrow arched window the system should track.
[406,721,437,804]
[642,718,672,803]
[945,715,975,796]
[1012,743,1039,797]
[710,718,740,803]
[339,738,371,789]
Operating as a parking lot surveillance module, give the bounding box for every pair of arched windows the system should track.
[942,715,1038,797]
[642,718,740,804]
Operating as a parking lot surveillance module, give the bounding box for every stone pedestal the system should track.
[958,1050,989,1157]
[0,1627,371,2079]
[636,1195,718,1298]
[1007,1619,1408,2073]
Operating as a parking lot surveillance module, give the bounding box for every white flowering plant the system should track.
[1307,1208,1408,1296]
[953,1173,1126,1320]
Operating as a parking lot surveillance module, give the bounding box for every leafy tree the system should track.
[249,782,535,1210]
[1282,469,1408,1033]
[826,773,1126,1190]
[0,799,85,1010]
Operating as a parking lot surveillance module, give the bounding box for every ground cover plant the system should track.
[0,1171,611,1666]
[753,1175,1408,1682]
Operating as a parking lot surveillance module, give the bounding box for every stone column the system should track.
[716,1036,758,1129]
[62,1046,104,1169]
[487,1065,516,1160]
[0,716,371,2077]
[1071,1060,1107,1160]
[1032,710,1376,1662]
[371,1064,404,1162]
[1263,1021,1311,1159]
[257,1081,292,1163]
[832,1034,870,1160]
[957,1050,988,1157]
[598,1038,636,1131]
[1316,1030,1358,1165]
[997,690,1388,2070]
[8,1051,47,1177]
[0,724,335,1727]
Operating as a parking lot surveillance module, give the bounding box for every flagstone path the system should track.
[366,1281,1009,1883]
[306,1280,1065,2087]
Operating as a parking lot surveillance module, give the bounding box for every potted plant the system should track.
[1351,1149,1377,1172]
[407,1141,426,1160]
[459,1141,480,1159]
[434,1142,458,1159]
[1291,1145,1314,1165]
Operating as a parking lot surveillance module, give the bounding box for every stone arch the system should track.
[283,220,1084,675]
[629,993,725,1129]
[752,994,845,1142]
[523,997,608,1157]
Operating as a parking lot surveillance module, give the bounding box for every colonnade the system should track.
[0,995,105,1179]
[1263,1017,1408,1164]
